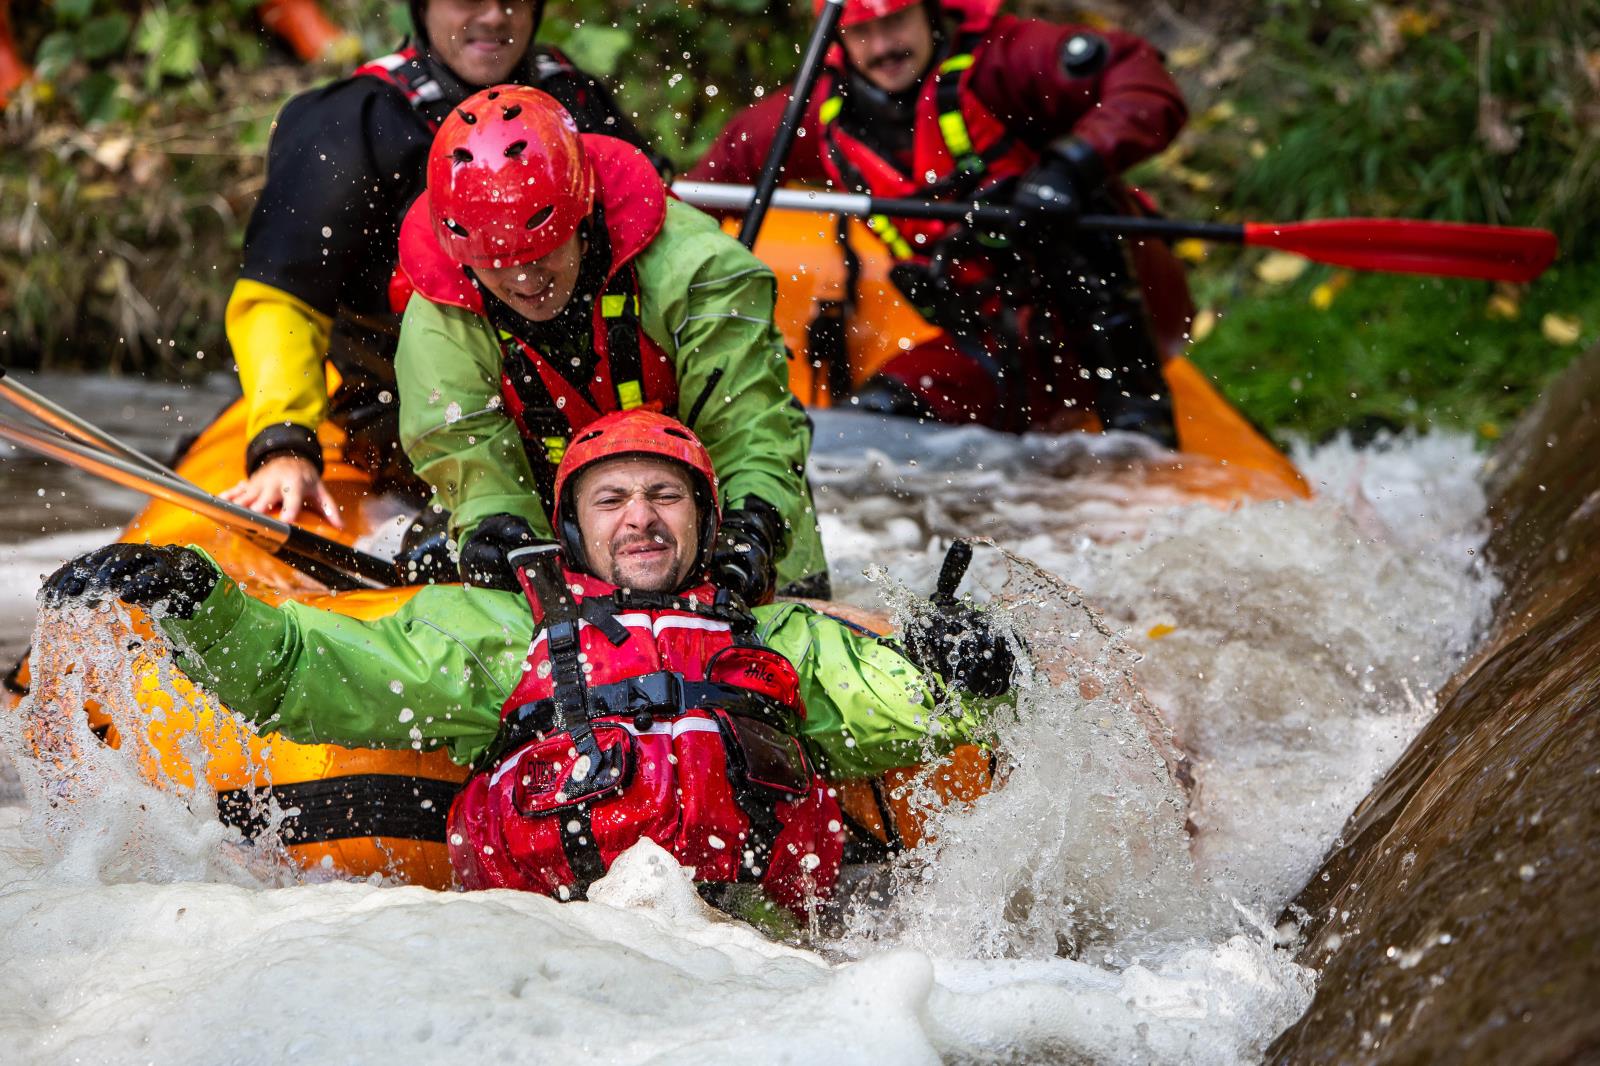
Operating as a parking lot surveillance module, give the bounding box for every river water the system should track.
[0,373,1500,1063]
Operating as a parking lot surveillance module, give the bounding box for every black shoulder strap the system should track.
[599,263,644,411]
[599,588,757,630]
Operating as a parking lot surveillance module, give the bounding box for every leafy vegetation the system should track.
[1,0,1595,440]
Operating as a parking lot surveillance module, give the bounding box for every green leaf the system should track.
[33,32,80,81]
[79,14,133,61]
[562,25,633,78]
[74,71,122,125]
[55,0,96,25]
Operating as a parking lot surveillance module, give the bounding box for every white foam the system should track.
[0,413,1498,1063]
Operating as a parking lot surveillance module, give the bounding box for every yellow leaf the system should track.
[1146,623,1177,640]
[1248,139,1268,160]
[1310,271,1353,310]
[1478,422,1501,441]
[1169,44,1210,70]
[1173,238,1208,264]
[1486,292,1521,320]
[1542,312,1583,346]
[1255,252,1308,285]
[1203,101,1237,125]
[1395,9,1440,37]
[1191,309,1217,342]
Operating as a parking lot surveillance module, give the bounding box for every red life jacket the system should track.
[446,567,845,913]
[810,22,1038,261]
[399,137,679,507]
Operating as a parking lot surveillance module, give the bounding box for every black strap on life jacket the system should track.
[482,671,800,770]
[589,587,757,631]
[493,205,649,496]
[509,547,622,894]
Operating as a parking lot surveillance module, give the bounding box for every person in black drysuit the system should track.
[220,0,666,565]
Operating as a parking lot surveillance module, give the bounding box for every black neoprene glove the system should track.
[1012,136,1105,221]
[41,544,218,620]
[711,498,787,606]
[458,514,545,592]
[902,600,1016,699]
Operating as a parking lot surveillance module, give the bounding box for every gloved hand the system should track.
[41,544,218,620]
[1012,136,1105,221]
[711,498,787,606]
[901,600,1016,699]
[458,514,545,592]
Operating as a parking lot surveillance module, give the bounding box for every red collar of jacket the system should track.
[398,135,668,315]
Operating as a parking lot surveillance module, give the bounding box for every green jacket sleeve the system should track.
[640,202,828,586]
[395,293,554,546]
[159,554,531,765]
[755,602,1000,780]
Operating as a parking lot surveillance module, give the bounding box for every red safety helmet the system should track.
[815,0,998,32]
[816,0,924,29]
[553,410,721,581]
[426,85,594,269]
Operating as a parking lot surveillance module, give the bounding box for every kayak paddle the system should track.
[737,0,846,249]
[0,378,399,592]
[676,181,1559,284]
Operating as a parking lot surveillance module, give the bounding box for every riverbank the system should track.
[2,1,1594,439]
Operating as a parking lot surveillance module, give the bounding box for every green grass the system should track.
[1187,254,1599,443]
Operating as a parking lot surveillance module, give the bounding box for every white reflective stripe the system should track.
[649,616,731,636]
[620,717,722,739]
[532,613,731,642]
[488,746,533,789]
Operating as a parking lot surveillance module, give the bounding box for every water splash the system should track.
[840,545,1220,965]
[0,600,290,888]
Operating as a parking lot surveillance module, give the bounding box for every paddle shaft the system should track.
[0,366,177,479]
[0,414,398,592]
[676,182,1558,282]
[736,0,845,248]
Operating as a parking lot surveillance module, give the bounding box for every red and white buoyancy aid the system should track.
[809,21,1037,261]
[446,567,845,912]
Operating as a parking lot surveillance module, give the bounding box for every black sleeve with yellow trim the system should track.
[237,76,431,318]
[231,77,431,447]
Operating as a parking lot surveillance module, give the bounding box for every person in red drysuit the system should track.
[689,0,1194,443]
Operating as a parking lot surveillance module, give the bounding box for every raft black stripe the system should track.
[216,774,458,845]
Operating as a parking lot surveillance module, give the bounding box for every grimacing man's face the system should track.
[573,456,700,591]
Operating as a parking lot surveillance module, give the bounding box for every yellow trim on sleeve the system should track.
[225,278,335,441]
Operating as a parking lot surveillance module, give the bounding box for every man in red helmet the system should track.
[222,0,664,538]
[393,86,829,604]
[688,0,1191,444]
[44,410,1013,911]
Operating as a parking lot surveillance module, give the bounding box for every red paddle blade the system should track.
[1243,219,1558,283]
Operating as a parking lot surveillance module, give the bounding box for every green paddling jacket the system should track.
[395,136,827,590]
[159,555,993,782]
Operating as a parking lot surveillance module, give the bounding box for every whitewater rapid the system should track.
[0,405,1495,1064]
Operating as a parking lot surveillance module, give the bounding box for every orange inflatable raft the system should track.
[5,206,1308,885]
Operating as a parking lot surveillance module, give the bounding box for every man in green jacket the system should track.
[44,411,1011,904]
[394,85,827,603]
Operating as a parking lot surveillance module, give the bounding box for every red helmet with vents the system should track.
[425,85,594,268]
[553,410,720,580]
